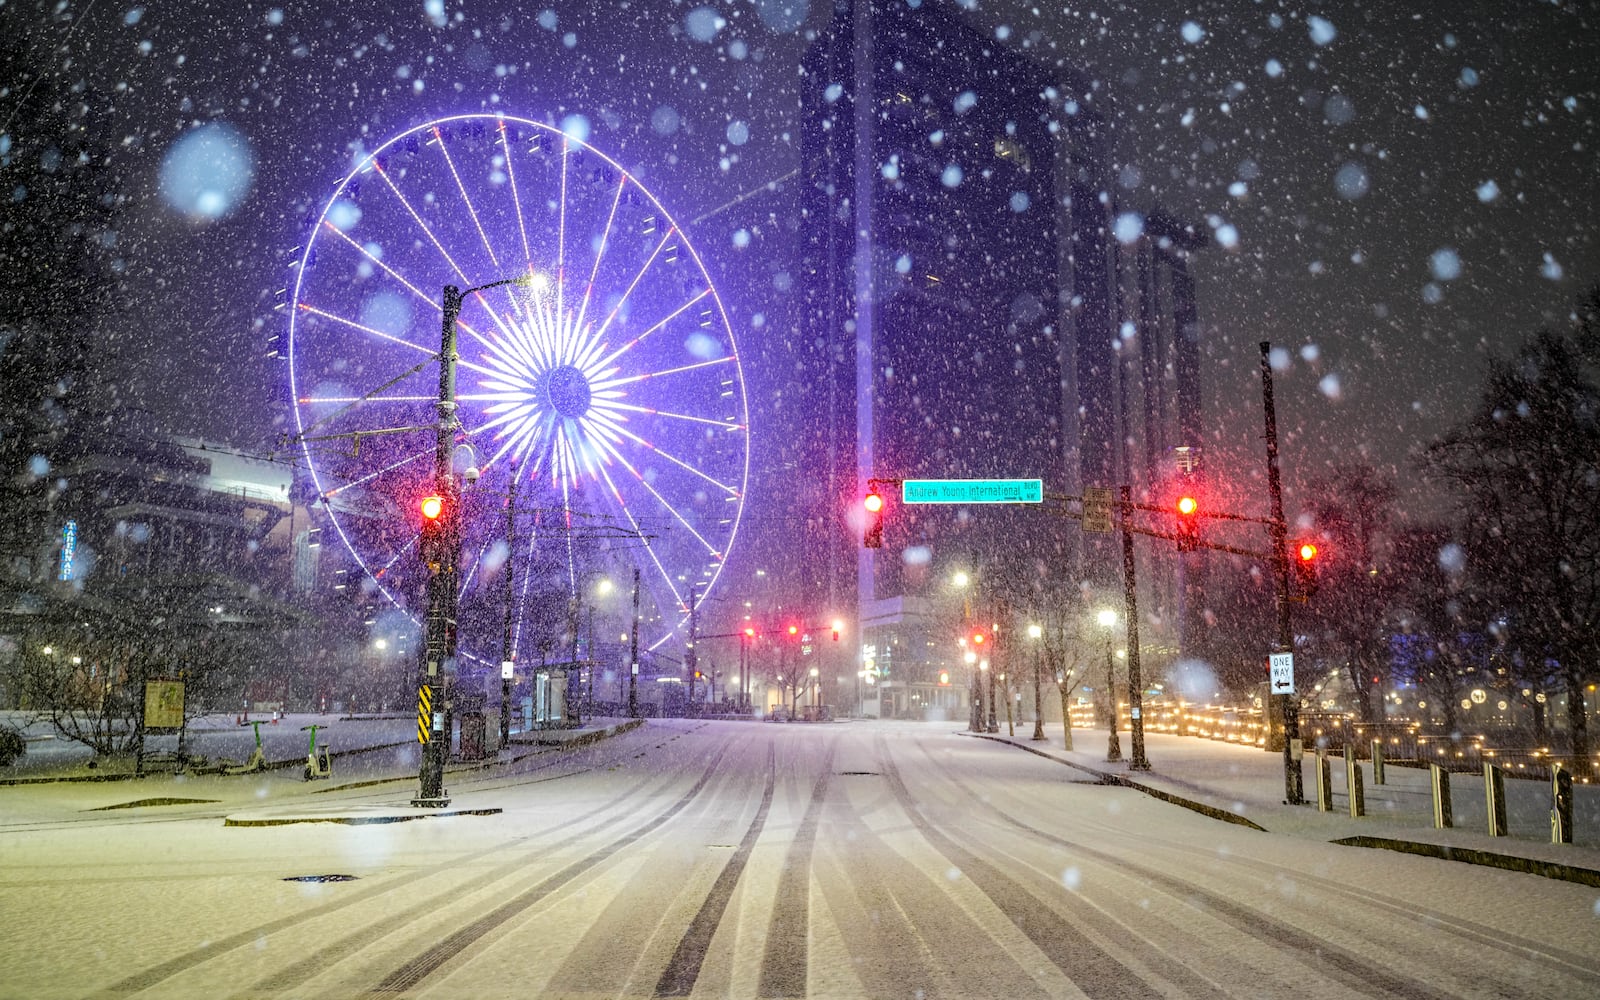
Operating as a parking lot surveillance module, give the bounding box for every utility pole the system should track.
[1121,485,1150,770]
[414,283,468,808]
[500,463,518,749]
[1261,341,1304,805]
[628,568,640,718]
[686,583,699,713]
[987,608,1002,733]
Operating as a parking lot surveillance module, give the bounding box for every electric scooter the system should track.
[300,723,332,780]
[220,720,268,775]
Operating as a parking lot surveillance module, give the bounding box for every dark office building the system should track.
[796,1,1205,715]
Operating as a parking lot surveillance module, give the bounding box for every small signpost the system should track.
[1082,487,1115,533]
[900,478,1043,504]
[1268,652,1295,695]
[143,679,186,731]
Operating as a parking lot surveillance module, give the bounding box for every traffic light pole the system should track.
[414,283,468,808]
[1260,341,1304,805]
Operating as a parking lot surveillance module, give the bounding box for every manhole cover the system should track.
[282,874,360,883]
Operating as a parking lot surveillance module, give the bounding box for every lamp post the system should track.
[1028,623,1045,741]
[1099,608,1122,763]
[414,273,535,808]
[629,568,641,719]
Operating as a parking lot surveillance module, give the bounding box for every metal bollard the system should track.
[1430,763,1453,829]
[1484,762,1507,837]
[1315,749,1333,811]
[1346,752,1365,818]
[1552,762,1574,844]
[1371,739,1386,785]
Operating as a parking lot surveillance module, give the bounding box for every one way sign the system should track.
[1268,652,1295,695]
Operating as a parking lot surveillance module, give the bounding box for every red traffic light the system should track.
[863,490,884,549]
[1174,494,1200,551]
[743,626,756,638]
[420,495,445,520]
[787,624,799,636]
[971,631,986,645]
[1298,542,1319,562]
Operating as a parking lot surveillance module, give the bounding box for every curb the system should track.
[1332,836,1600,888]
[223,808,504,828]
[969,731,1600,888]
[968,731,1268,831]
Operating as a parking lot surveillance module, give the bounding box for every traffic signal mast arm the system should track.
[1042,491,1286,559]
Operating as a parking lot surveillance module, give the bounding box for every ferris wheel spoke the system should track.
[587,417,738,498]
[589,228,676,345]
[371,531,421,584]
[556,136,571,327]
[590,354,736,392]
[571,173,629,341]
[603,402,744,432]
[372,161,473,288]
[319,446,434,499]
[595,462,684,619]
[497,119,533,268]
[295,303,434,356]
[587,436,723,558]
[318,220,446,316]
[590,288,711,373]
[456,534,497,603]
[431,125,501,273]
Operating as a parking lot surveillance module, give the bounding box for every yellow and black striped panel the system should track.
[417,685,433,744]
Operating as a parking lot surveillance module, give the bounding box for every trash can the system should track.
[459,712,487,761]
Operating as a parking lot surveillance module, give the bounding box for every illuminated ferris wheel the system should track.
[286,114,749,660]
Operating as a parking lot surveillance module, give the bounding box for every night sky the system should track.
[3,0,1596,619]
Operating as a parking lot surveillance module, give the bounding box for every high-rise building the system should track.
[797,1,1205,716]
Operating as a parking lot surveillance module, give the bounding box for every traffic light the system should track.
[1175,495,1199,551]
[831,618,844,642]
[863,490,884,548]
[1293,540,1320,597]
[420,494,445,521]
[938,670,950,686]
[787,624,799,637]
[419,494,447,570]
[970,629,987,647]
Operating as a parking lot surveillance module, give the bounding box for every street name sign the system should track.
[901,478,1043,504]
[1269,652,1295,695]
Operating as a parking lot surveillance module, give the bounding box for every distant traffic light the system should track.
[831,618,844,642]
[420,495,445,521]
[863,490,884,548]
[1175,495,1199,551]
[787,624,799,636]
[970,629,987,646]
[1294,540,1320,597]
[743,626,756,639]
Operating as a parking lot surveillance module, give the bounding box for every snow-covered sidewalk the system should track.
[971,725,1600,880]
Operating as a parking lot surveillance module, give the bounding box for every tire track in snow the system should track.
[959,737,1600,991]
[87,729,719,998]
[756,739,837,998]
[920,737,1467,1000]
[878,736,1202,999]
[652,742,778,996]
[365,738,737,994]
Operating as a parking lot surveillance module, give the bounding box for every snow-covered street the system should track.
[3,718,1597,998]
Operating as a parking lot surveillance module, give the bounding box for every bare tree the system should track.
[1423,295,1600,771]
[1301,464,1400,723]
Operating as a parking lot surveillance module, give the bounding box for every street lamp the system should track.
[1028,623,1045,741]
[1098,608,1122,762]
[415,272,536,809]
